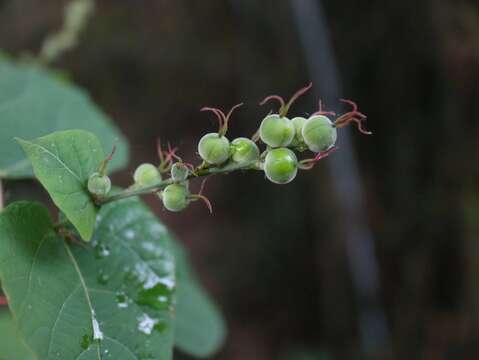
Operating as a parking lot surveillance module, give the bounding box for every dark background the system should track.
[2,0,479,359]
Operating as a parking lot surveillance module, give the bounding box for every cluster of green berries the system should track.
[197,83,371,185]
[88,83,371,212]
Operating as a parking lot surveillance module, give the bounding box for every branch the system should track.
[38,0,95,64]
[96,161,259,205]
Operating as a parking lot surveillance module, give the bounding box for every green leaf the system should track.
[172,241,227,358]
[0,59,129,179]
[0,200,176,360]
[0,309,36,360]
[17,130,104,241]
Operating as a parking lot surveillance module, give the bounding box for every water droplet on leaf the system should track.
[97,271,109,285]
[116,292,129,309]
[137,313,159,335]
[95,243,110,259]
[81,334,90,350]
[137,283,172,310]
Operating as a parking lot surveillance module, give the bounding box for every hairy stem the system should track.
[97,161,259,205]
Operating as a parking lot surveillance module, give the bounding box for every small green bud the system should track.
[302,115,337,152]
[161,184,189,212]
[87,172,111,196]
[230,137,260,164]
[171,163,189,182]
[134,163,162,187]
[290,116,307,147]
[259,114,295,147]
[198,133,230,165]
[264,148,298,184]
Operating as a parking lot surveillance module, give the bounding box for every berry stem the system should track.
[190,194,213,214]
[96,160,259,205]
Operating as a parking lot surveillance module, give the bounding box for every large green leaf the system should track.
[17,130,104,241]
[172,241,227,357]
[0,309,36,360]
[0,200,176,360]
[0,59,129,179]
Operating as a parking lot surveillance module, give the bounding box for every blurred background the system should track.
[2,0,479,359]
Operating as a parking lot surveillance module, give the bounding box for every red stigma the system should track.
[334,99,371,135]
[201,107,226,129]
[313,99,336,117]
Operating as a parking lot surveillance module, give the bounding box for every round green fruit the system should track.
[302,115,337,152]
[264,148,298,184]
[171,163,189,182]
[133,163,162,187]
[230,137,260,164]
[259,114,295,147]
[290,116,307,146]
[161,184,189,212]
[87,172,111,196]
[198,133,230,165]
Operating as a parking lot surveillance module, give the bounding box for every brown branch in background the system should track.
[38,0,95,64]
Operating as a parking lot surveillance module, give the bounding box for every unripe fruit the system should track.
[302,115,337,152]
[198,133,230,165]
[264,148,298,184]
[259,114,295,147]
[230,137,260,164]
[171,163,189,182]
[134,163,162,187]
[290,116,307,147]
[161,184,189,212]
[87,172,111,196]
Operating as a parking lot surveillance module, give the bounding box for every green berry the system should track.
[198,133,230,165]
[264,148,298,184]
[134,163,161,187]
[259,114,295,147]
[302,115,337,152]
[87,172,111,196]
[230,137,260,164]
[290,116,307,147]
[161,184,189,212]
[171,163,189,182]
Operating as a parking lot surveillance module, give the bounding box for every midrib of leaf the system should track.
[63,242,101,360]
[25,141,82,182]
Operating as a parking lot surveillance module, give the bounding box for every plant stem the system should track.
[97,161,259,206]
[38,0,95,64]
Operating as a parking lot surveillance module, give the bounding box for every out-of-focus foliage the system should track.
[2,0,479,359]
[0,309,35,360]
[0,59,129,179]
